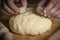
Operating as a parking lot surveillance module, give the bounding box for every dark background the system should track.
[27,0,40,4]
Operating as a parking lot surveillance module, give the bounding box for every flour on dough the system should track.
[9,8,52,35]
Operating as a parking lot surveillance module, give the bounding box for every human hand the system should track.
[37,0,60,18]
[0,22,13,40]
[20,0,27,13]
[0,0,19,15]
[0,0,27,15]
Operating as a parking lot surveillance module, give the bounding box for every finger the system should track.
[0,9,13,20]
[36,7,44,15]
[37,0,47,16]
[49,5,59,17]
[4,3,15,14]
[56,15,60,18]
[0,9,10,15]
[44,0,56,13]
[7,0,19,13]
[44,13,48,17]
[45,11,51,18]
[20,0,27,7]
[54,10,60,18]
[37,0,47,7]
[44,4,59,17]
[0,9,11,20]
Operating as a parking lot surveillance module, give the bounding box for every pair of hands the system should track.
[0,0,60,18]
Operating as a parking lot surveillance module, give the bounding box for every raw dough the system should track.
[9,8,52,35]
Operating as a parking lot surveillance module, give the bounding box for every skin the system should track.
[0,22,13,40]
[37,0,60,18]
[0,0,60,17]
[0,0,27,40]
[0,0,60,40]
[0,0,27,15]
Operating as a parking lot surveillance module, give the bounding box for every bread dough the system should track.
[19,7,27,13]
[9,8,52,35]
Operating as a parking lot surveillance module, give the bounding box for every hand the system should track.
[0,0,19,15]
[19,0,27,13]
[0,22,13,40]
[0,0,27,15]
[37,0,60,18]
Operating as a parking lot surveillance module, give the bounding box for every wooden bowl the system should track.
[0,4,60,40]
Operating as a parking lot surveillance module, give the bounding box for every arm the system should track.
[0,22,13,40]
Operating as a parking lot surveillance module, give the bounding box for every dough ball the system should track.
[19,7,27,13]
[9,8,52,35]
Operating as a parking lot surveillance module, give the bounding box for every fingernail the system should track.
[15,9,19,14]
[14,11,19,14]
[48,15,51,18]
[44,10,46,14]
[44,13,47,17]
